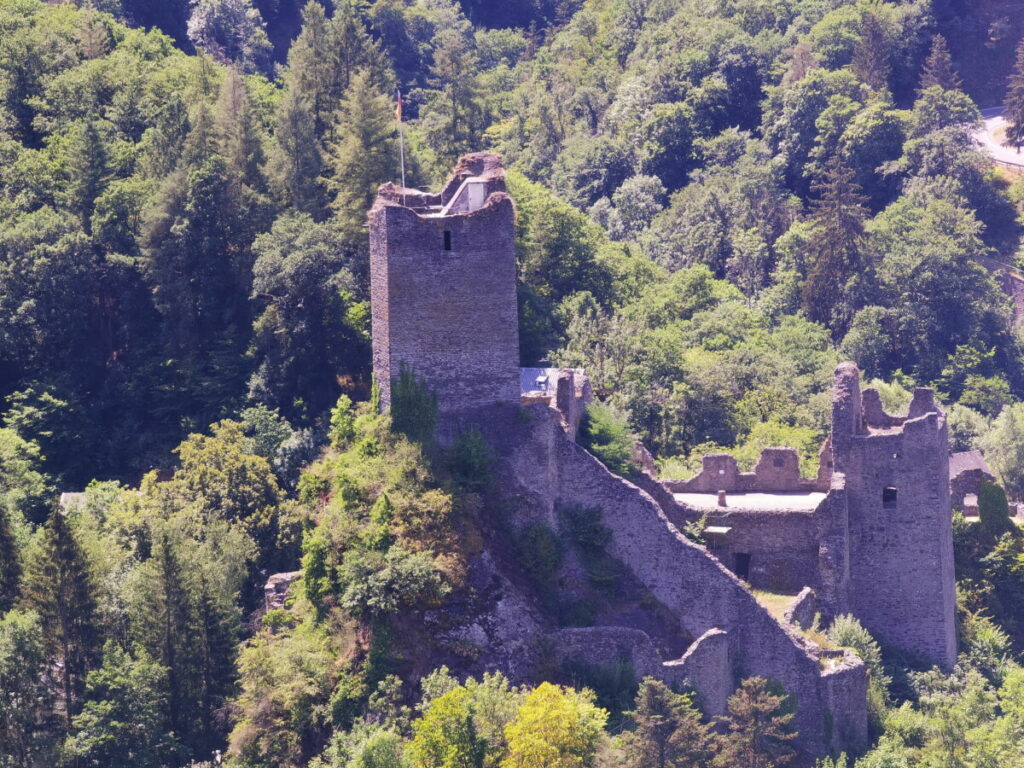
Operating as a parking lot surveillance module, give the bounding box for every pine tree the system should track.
[919,35,961,92]
[620,678,713,768]
[0,506,20,613]
[21,509,101,728]
[801,156,869,337]
[1005,40,1024,151]
[324,68,398,232]
[713,678,797,768]
[851,13,890,92]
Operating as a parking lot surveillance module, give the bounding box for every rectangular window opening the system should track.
[882,487,898,508]
[443,230,452,251]
[773,458,785,468]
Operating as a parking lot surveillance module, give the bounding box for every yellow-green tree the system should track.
[502,682,608,768]
[408,686,485,768]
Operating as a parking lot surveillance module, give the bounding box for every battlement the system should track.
[369,153,520,416]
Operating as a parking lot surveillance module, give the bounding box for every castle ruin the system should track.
[365,153,976,756]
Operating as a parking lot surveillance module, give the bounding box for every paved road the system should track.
[977,106,1024,168]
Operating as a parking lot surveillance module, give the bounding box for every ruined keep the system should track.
[369,153,520,415]
[365,154,869,758]
[660,363,958,669]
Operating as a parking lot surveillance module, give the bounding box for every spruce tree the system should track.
[713,678,797,768]
[0,506,20,613]
[64,120,110,233]
[851,13,890,92]
[214,68,265,196]
[801,156,869,337]
[919,34,961,92]
[129,527,197,748]
[1005,39,1024,151]
[620,678,713,768]
[21,509,101,728]
[267,87,325,215]
[324,68,398,232]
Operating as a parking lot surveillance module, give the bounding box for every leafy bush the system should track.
[578,403,638,477]
[390,365,438,447]
[449,426,494,491]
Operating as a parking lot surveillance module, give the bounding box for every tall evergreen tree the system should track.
[1005,40,1024,151]
[0,506,19,613]
[64,120,110,234]
[214,68,265,196]
[801,156,870,337]
[620,678,713,768]
[713,678,797,768]
[267,87,326,215]
[851,13,890,92]
[21,509,101,729]
[420,5,484,175]
[324,69,399,232]
[919,35,961,92]
[129,527,197,749]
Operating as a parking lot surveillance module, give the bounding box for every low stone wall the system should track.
[665,448,827,494]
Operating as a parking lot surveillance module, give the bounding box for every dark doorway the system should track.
[443,230,452,251]
[735,553,751,580]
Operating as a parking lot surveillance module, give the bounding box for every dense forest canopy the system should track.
[3,0,1024,766]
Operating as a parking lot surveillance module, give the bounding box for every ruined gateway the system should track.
[367,153,958,756]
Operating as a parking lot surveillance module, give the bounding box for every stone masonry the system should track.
[367,154,868,757]
[653,363,958,670]
[369,153,520,415]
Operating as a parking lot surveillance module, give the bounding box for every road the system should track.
[977,106,1024,168]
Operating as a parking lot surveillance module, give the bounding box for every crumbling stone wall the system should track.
[483,403,867,756]
[369,154,520,415]
[666,448,828,494]
[832,364,957,669]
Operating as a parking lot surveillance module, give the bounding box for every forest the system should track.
[3,0,1024,766]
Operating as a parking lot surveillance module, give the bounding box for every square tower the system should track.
[369,153,520,416]
[830,363,957,669]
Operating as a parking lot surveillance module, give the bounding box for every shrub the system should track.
[578,402,637,476]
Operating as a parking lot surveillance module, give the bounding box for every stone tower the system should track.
[831,362,957,668]
[369,153,520,416]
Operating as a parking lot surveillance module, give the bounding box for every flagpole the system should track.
[397,88,406,207]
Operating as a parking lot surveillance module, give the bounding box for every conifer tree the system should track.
[325,69,398,232]
[620,678,713,768]
[64,120,110,234]
[21,509,101,728]
[919,35,961,92]
[284,0,337,139]
[801,156,869,337]
[713,678,797,768]
[214,68,265,196]
[0,506,19,613]
[851,13,890,92]
[267,87,325,215]
[129,527,196,747]
[1005,39,1024,151]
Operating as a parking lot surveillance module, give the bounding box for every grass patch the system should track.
[752,589,835,649]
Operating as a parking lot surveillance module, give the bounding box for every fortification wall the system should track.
[369,189,520,415]
[485,404,867,755]
[832,365,957,669]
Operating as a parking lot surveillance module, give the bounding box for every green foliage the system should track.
[390,364,438,447]
[449,426,494,492]
[409,686,487,768]
[619,677,713,768]
[503,682,608,768]
[713,678,797,768]
[513,521,564,604]
[977,482,1014,540]
[828,614,890,733]
[21,509,101,728]
[66,643,179,768]
[0,609,50,766]
[579,403,638,477]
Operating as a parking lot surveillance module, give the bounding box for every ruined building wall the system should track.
[369,156,520,414]
[487,404,868,756]
[831,363,957,669]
